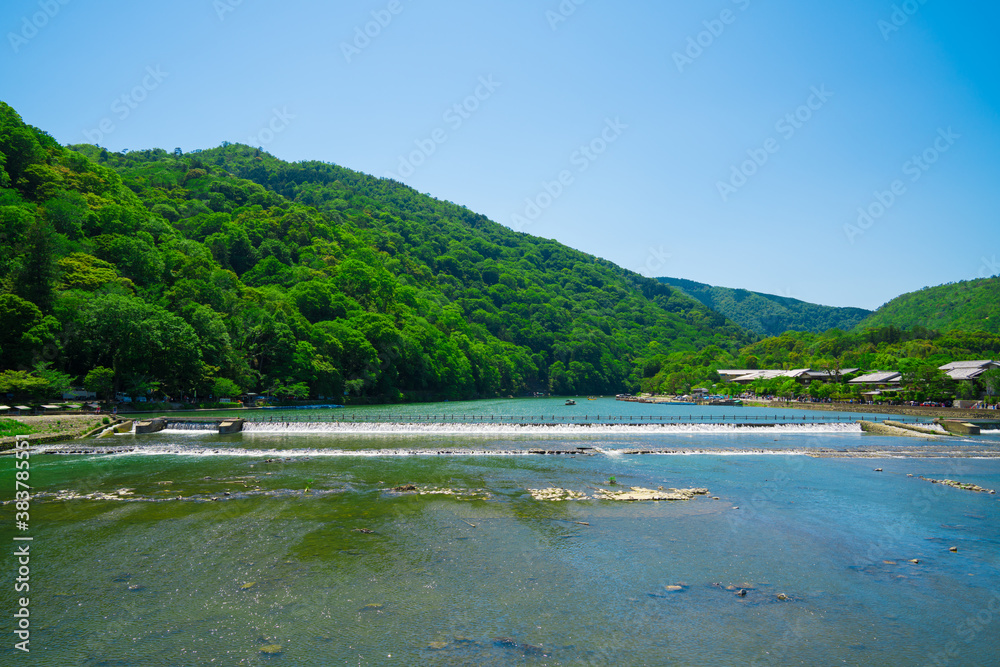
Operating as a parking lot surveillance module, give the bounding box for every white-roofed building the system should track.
[938,360,999,381]
[731,369,792,384]
[721,367,863,385]
[717,370,759,382]
[849,371,903,387]
[802,368,860,381]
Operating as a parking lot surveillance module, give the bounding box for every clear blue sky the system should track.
[2,0,998,310]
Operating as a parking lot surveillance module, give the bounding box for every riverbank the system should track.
[0,414,110,451]
[745,400,999,421]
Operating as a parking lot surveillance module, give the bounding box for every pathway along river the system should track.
[2,398,999,665]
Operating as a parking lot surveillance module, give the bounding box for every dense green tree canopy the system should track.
[0,101,754,402]
[855,277,1000,334]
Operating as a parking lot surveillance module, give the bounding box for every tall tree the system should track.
[15,220,56,312]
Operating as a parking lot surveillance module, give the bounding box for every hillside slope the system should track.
[855,277,1000,334]
[658,277,871,337]
[0,101,752,401]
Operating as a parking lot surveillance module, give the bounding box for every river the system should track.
[2,398,998,665]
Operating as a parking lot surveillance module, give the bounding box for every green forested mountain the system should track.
[855,277,1000,334]
[657,276,871,337]
[0,102,752,403]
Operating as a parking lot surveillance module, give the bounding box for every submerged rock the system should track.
[920,477,996,494]
[521,643,548,657]
[492,637,549,657]
[527,487,586,501]
[595,486,709,501]
[259,644,282,654]
[389,484,489,499]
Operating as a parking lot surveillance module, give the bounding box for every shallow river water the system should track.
[3,398,999,665]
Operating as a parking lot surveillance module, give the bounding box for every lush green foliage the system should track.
[0,365,72,401]
[0,418,34,437]
[0,102,752,402]
[856,277,1000,334]
[981,369,1000,399]
[83,366,115,399]
[658,277,872,337]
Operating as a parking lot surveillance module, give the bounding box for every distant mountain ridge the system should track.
[854,276,1000,334]
[658,277,872,337]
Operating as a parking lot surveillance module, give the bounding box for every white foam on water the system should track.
[647,449,813,456]
[102,447,538,458]
[164,422,217,431]
[95,446,821,459]
[240,421,863,436]
[154,429,218,436]
[42,442,998,459]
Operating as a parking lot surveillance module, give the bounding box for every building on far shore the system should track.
[718,362,998,401]
[938,360,1000,381]
[717,370,758,383]
[848,371,903,388]
[802,368,859,381]
[718,368,859,385]
[730,369,798,384]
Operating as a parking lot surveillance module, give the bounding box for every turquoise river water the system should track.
[2,398,999,666]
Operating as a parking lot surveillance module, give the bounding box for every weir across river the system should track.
[130,412,937,433]
[135,418,246,434]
